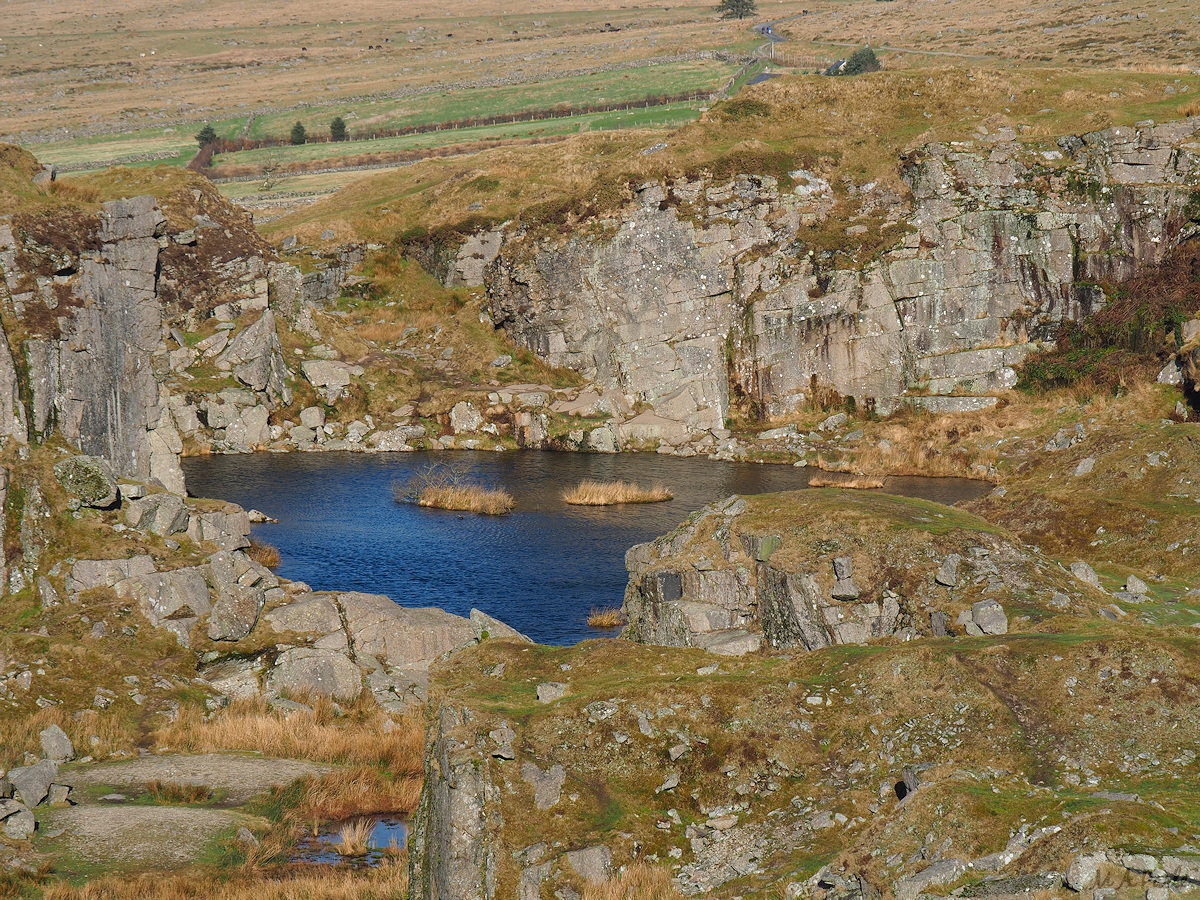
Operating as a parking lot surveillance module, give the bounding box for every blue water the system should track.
[182,451,987,645]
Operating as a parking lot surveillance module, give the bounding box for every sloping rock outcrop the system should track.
[623,489,1104,655]
[411,628,1200,898]
[476,122,1200,442]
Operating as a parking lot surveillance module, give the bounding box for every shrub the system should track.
[1018,237,1200,392]
[194,124,217,148]
[399,461,515,515]
[827,45,881,76]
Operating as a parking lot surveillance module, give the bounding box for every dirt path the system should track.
[41,806,245,870]
[37,753,339,873]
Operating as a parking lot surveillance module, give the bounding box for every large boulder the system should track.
[53,455,118,508]
[301,359,363,404]
[115,566,211,646]
[338,593,476,668]
[125,493,190,536]
[267,648,362,700]
[205,550,267,641]
[0,799,35,839]
[39,724,75,762]
[215,310,292,406]
[8,759,58,807]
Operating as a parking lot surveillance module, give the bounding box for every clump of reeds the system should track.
[397,460,515,515]
[417,484,514,515]
[587,607,626,628]
[152,695,424,773]
[807,473,885,489]
[336,818,375,856]
[41,858,410,899]
[145,780,213,804]
[562,480,673,505]
[247,541,281,568]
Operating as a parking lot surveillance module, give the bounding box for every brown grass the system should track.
[336,818,374,856]
[807,472,885,489]
[1181,99,1200,118]
[41,859,409,900]
[145,780,214,805]
[152,696,424,773]
[563,480,673,505]
[247,541,281,569]
[587,607,626,628]
[288,767,423,821]
[0,706,140,769]
[417,484,514,515]
[581,864,684,900]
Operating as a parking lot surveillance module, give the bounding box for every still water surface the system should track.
[183,451,988,645]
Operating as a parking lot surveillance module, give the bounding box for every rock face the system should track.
[0,173,291,503]
[408,705,504,900]
[623,490,1100,655]
[481,122,1200,437]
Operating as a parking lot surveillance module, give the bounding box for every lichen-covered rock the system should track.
[115,566,211,646]
[7,759,57,807]
[267,647,362,700]
[52,455,117,508]
[624,490,1100,654]
[39,724,74,762]
[409,705,503,900]
[214,310,292,406]
[485,122,1200,434]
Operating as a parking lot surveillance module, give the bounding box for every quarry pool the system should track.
[182,451,990,646]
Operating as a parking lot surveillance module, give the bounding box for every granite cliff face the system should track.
[472,121,1200,436]
[0,186,277,492]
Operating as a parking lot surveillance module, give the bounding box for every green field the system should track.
[31,58,736,175]
[211,102,707,170]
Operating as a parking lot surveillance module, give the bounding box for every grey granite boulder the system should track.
[126,493,190,536]
[53,455,118,508]
[8,759,58,807]
[39,724,75,762]
[565,845,613,883]
[0,799,35,839]
[267,648,362,701]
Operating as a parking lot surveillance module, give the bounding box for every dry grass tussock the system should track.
[145,780,213,804]
[152,695,424,773]
[563,480,673,505]
[1182,99,1200,118]
[41,859,409,900]
[807,472,885,489]
[247,541,281,568]
[588,607,626,628]
[336,818,374,856]
[290,766,423,821]
[417,484,514,515]
[581,864,685,900]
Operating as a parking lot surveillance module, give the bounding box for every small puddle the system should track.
[293,817,408,867]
